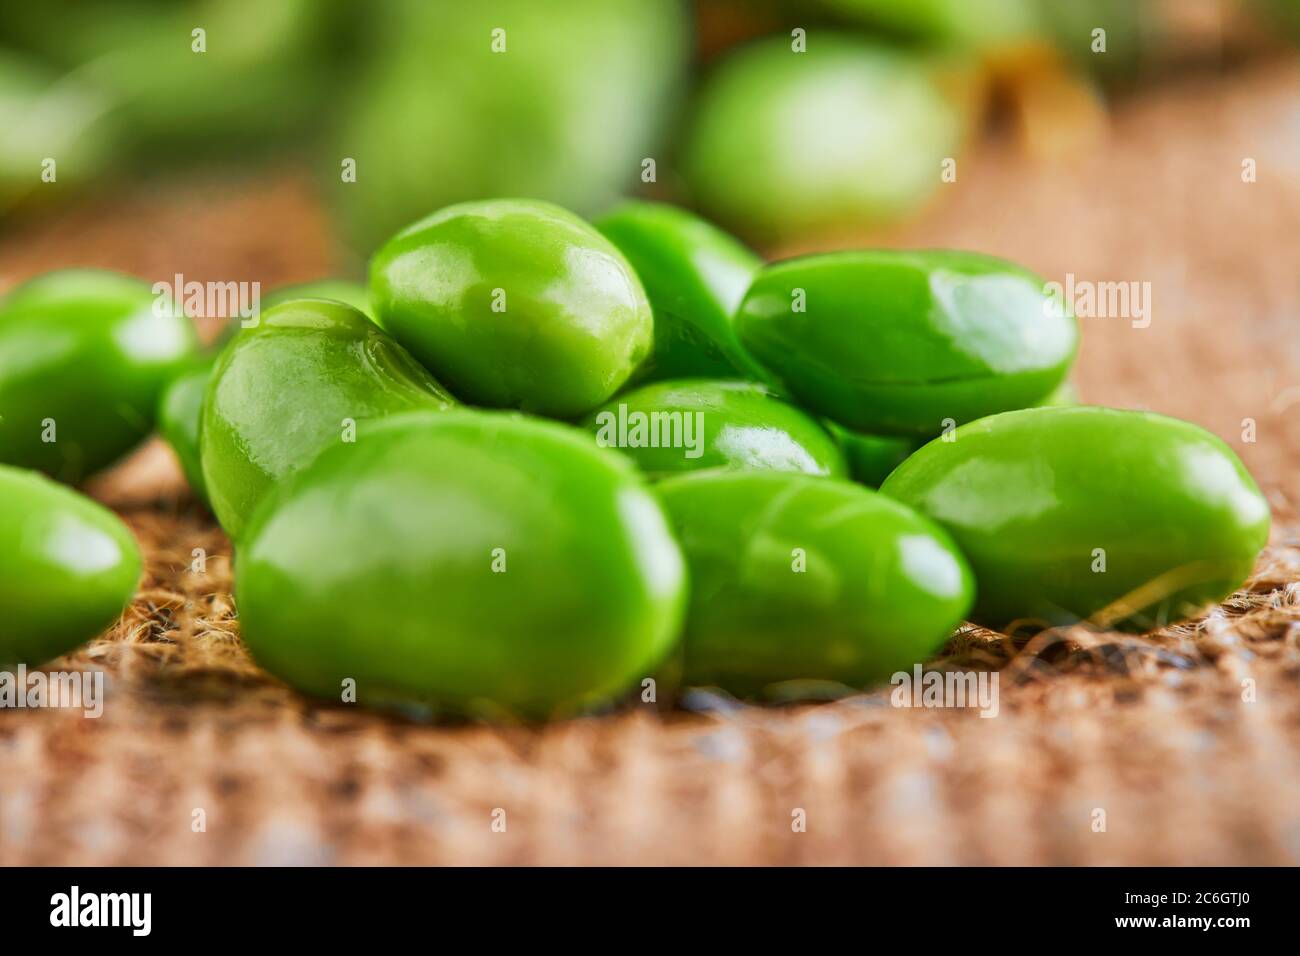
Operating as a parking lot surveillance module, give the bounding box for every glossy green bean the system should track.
[201,299,454,540]
[0,269,198,482]
[0,464,141,665]
[657,471,973,697]
[236,410,687,719]
[264,279,375,324]
[583,379,846,479]
[371,198,653,418]
[880,406,1271,632]
[156,358,214,506]
[736,249,1077,435]
[594,201,773,384]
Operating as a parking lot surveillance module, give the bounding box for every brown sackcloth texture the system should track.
[0,57,1298,866]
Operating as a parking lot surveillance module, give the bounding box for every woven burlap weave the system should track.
[0,57,1297,866]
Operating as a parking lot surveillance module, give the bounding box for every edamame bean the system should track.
[371,198,654,418]
[201,299,454,540]
[657,471,973,697]
[736,249,1077,435]
[880,406,1271,632]
[236,410,687,719]
[264,279,375,324]
[682,36,970,240]
[0,464,141,665]
[334,0,687,248]
[156,358,213,506]
[165,310,346,506]
[14,0,333,155]
[594,201,773,384]
[583,379,846,479]
[0,269,199,482]
[829,424,921,488]
[829,377,1079,487]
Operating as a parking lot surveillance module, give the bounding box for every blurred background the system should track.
[1,0,1299,865]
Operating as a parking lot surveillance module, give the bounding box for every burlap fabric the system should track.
[0,57,1297,866]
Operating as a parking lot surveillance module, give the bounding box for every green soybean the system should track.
[0,464,141,665]
[264,279,375,324]
[371,198,653,418]
[880,406,1271,633]
[583,379,846,480]
[835,388,1048,491]
[333,0,687,248]
[594,201,773,384]
[829,377,1080,488]
[682,36,969,240]
[5,0,335,157]
[0,269,199,482]
[156,358,213,506]
[657,471,973,697]
[236,410,687,719]
[829,424,921,488]
[736,249,1078,436]
[201,299,454,540]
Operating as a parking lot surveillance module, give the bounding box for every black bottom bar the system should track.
[0,866,1282,941]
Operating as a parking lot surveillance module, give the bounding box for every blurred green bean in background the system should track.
[0,0,1294,252]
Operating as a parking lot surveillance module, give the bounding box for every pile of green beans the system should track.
[0,198,1269,719]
